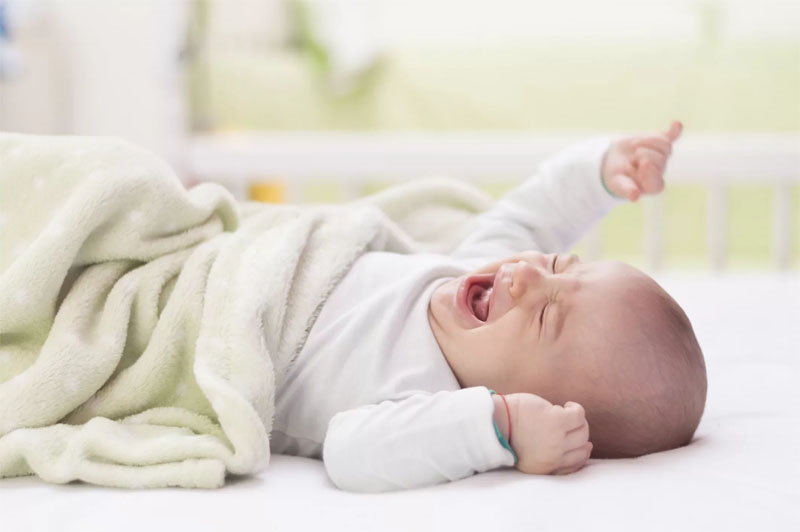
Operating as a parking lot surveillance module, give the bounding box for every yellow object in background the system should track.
[248,181,285,203]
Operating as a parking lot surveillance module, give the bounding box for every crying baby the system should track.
[270,120,708,492]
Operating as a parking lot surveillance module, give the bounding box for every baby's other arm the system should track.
[322,387,515,493]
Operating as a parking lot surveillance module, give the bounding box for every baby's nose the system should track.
[509,260,546,298]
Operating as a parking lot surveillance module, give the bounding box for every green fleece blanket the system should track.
[0,132,492,489]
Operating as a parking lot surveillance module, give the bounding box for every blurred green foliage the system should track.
[191,38,799,270]
[194,42,799,132]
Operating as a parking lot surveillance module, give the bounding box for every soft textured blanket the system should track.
[0,132,492,489]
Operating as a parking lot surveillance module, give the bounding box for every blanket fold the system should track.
[0,132,493,488]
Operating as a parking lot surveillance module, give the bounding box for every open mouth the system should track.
[468,283,493,321]
[459,273,496,323]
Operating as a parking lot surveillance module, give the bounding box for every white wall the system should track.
[0,0,189,173]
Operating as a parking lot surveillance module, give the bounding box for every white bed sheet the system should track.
[3,273,799,532]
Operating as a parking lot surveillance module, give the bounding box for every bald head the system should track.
[571,269,707,458]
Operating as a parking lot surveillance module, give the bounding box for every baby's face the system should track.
[428,251,653,405]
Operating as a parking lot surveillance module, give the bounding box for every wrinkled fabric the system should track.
[0,132,491,488]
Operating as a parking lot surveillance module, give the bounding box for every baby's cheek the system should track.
[489,338,536,383]
[462,331,509,373]
[519,345,564,393]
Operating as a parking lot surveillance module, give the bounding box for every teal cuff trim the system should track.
[488,389,518,464]
[601,175,620,199]
[599,146,621,199]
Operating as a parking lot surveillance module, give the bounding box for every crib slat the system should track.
[773,182,793,270]
[644,195,663,271]
[708,180,727,272]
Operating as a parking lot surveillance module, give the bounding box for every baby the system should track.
[271,121,707,492]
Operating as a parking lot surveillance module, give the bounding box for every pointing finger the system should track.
[665,120,683,142]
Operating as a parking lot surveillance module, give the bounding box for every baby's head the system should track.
[428,251,707,458]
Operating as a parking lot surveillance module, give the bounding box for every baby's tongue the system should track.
[472,287,493,321]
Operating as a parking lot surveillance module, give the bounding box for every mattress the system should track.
[4,273,799,532]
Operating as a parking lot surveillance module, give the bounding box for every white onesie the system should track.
[269,136,624,492]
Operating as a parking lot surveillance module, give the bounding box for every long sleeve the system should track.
[451,137,626,260]
[322,386,515,493]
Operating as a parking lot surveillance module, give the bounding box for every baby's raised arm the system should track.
[450,121,682,261]
[450,136,623,260]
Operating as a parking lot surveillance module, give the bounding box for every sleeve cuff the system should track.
[573,136,629,214]
[532,135,627,238]
[488,389,518,464]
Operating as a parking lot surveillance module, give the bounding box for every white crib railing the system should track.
[187,132,799,271]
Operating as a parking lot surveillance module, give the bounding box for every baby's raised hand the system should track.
[601,120,683,202]
[506,393,592,475]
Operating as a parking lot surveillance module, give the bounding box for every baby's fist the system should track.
[601,120,683,202]
[507,394,592,475]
